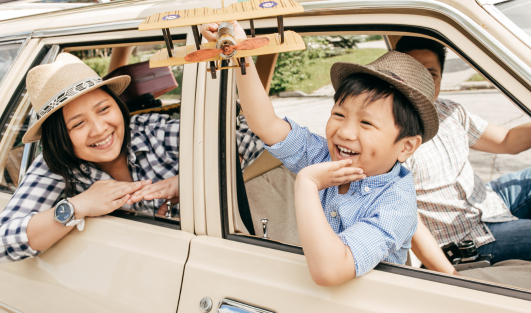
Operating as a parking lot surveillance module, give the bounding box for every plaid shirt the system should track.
[0,114,263,262]
[404,98,516,248]
[266,118,418,277]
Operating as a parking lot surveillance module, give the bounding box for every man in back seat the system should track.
[397,36,531,264]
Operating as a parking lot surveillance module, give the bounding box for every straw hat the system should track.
[22,53,131,144]
[330,50,438,143]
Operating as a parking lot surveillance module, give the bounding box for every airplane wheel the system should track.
[210,61,217,79]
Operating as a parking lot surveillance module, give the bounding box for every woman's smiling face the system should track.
[62,88,125,165]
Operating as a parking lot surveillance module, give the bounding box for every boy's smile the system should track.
[326,93,405,178]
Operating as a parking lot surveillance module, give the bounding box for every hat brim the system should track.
[330,62,438,143]
[22,75,131,144]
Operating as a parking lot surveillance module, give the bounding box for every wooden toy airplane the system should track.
[138,0,306,79]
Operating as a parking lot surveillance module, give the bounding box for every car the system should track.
[0,0,530,312]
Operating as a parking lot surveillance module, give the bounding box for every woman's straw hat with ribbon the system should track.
[22,53,131,144]
[331,50,439,143]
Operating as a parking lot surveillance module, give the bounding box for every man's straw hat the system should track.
[22,53,131,144]
[330,50,439,143]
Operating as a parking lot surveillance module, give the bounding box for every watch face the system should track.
[55,203,73,223]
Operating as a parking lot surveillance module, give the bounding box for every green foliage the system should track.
[467,73,486,82]
[270,35,387,95]
[82,56,111,77]
[269,36,360,94]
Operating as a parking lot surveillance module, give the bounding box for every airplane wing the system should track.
[149,31,305,68]
[139,0,304,31]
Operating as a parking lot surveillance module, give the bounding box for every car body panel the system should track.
[0,216,194,313]
[179,236,531,313]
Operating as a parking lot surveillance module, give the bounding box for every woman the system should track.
[0,53,262,262]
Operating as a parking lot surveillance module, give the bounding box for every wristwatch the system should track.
[53,198,85,231]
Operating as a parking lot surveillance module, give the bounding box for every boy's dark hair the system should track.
[334,73,424,143]
[41,85,131,197]
[395,36,447,73]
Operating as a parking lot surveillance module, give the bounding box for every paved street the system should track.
[271,89,531,183]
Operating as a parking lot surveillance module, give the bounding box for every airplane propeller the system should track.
[184,37,270,62]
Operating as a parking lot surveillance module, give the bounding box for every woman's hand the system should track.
[127,175,179,206]
[200,21,247,42]
[297,159,366,191]
[70,180,151,219]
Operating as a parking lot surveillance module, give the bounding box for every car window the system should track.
[71,43,185,224]
[0,40,24,86]
[495,0,531,38]
[232,31,531,293]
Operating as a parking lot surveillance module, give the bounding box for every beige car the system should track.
[0,0,531,312]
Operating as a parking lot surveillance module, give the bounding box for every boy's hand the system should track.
[297,160,366,191]
[200,21,247,42]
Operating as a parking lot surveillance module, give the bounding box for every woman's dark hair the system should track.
[41,85,130,197]
[334,73,424,142]
[395,36,447,73]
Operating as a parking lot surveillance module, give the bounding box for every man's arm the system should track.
[294,160,365,286]
[411,215,459,276]
[200,23,291,146]
[472,122,531,155]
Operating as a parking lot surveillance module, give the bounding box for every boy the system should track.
[201,23,439,286]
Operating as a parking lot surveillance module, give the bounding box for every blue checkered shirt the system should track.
[266,118,418,276]
[0,114,263,262]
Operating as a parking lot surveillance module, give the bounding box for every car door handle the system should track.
[218,298,274,313]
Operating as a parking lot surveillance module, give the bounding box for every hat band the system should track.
[36,76,103,120]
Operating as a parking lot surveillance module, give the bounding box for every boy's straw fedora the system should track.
[22,53,131,144]
[330,50,439,143]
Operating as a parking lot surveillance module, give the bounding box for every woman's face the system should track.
[62,88,125,165]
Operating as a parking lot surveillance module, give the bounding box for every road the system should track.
[271,89,531,183]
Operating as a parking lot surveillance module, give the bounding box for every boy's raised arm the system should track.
[200,22,291,146]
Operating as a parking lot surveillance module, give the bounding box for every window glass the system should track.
[495,0,531,38]
[0,93,32,193]
[73,43,184,223]
[0,41,23,85]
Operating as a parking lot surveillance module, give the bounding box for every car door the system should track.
[0,24,198,313]
[178,1,531,312]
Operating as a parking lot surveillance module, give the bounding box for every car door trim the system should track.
[0,301,22,313]
[226,233,531,301]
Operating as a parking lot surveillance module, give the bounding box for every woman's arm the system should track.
[27,179,149,252]
[411,215,459,275]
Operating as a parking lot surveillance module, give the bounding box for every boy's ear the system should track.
[397,135,422,162]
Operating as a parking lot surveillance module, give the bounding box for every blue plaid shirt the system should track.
[0,114,263,262]
[266,118,418,276]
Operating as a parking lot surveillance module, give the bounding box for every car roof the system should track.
[0,0,481,38]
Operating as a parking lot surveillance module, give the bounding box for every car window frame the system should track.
[3,31,189,230]
[219,23,531,302]
[0,32,32,87]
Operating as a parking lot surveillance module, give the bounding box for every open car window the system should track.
[231,30,531,294]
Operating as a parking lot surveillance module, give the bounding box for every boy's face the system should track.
[326,94,407,177]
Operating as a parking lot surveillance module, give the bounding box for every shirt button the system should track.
[330,211,338,218]
[364,186,370,192]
